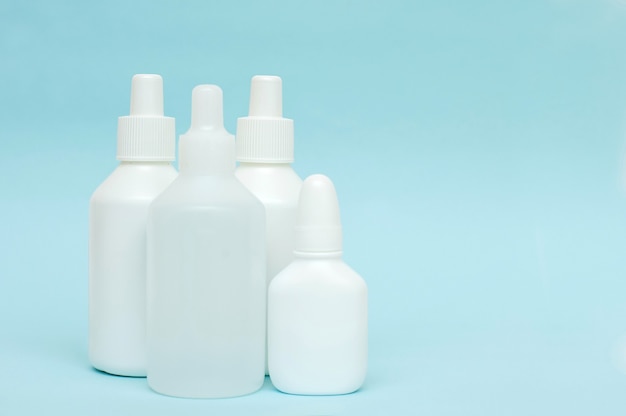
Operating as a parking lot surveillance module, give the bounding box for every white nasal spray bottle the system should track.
[268,174,368,395]
[89,74,177,377]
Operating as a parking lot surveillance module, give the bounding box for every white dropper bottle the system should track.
[235,75,302,374]
[268,174,368,395]
[146,85,266,398]
[89,74,177,377]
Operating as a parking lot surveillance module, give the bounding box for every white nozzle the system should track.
[249,75,283,117]
[129,74,164,116]
[191,84,224,130]
[117,73,175,161]
[179,84,235,175]
[236,75,294,163]
[295,174,343,253]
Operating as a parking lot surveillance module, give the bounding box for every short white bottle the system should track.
[235,75,302,373]
[146,85,266,398]
[89,74,177,377]
[268,174,368,395]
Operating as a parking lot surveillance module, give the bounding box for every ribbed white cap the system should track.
[117,74,175,161]
[179,85,235,175]
[295,174,343,253]
[236,75,294,163]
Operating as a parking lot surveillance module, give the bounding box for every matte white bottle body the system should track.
[147,174,266,398]
[268,255,368,395]
[89,161,177,377]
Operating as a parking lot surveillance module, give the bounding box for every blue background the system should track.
[2,0,626,414]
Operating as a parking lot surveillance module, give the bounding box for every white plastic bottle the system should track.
[146,85,266,398]
[89,74,177,377]
[268,174,368,395]
[235,75,302,373]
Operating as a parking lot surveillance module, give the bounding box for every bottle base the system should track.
[147,376,265,399]
[269,375,364,396]
[273,385,362,396]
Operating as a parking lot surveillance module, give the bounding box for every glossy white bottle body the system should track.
[89,161,177,376]
[268,253,368,395]
[147,174,266,398]
[235,163,301,281]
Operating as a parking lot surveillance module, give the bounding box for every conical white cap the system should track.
[295,174,343,253]
[236,75,294,163]
[179,85,235,175]
[117,74,175,161]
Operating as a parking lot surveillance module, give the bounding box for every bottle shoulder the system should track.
[91,163,177,203]
[150,174,265,213]
[270,258,367,295]
[235,165,302,201]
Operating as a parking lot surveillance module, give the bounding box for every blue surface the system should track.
[2,0,626,414]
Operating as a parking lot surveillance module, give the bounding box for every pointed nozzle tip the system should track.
[191,84,224,130]
[248,75,283,117]
[129,74,164,116]
[299,174,341,227]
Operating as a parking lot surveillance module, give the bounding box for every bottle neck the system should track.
[119,160,172,167]
[293,250,343,259]
[179,166,233,176]
[237,161,293,168]
[178,132,236,176]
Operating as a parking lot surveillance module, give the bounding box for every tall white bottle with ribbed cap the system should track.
[147,85,266,398]
[235,75,302,374]
[89,74,177,377]
[268,174,368,395]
